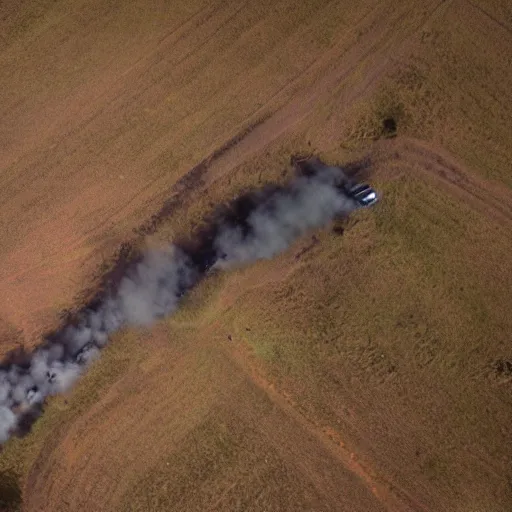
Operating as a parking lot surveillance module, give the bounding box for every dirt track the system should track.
[1,0,511,511]
[0,0,449,348]
[23,325,388,512]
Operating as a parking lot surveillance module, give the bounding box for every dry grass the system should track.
[0,0,511,510]
[143,140,512,509]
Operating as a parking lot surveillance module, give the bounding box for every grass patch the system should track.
[203,168,512,507]
[347,85,408,143]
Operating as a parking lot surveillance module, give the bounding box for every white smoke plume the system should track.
[0,406,16,443]
[0,161,368,443]
[213,167,356,267]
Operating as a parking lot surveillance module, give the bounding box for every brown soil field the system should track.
[0,0,511,511]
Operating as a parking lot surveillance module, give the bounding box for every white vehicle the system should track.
[344,183,378,207]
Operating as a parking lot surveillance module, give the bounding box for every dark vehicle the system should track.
[343,183,378,207]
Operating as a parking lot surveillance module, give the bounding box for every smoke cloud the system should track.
[213,167,355,267]
[0,159,369,443]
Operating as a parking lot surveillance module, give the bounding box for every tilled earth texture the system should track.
[0,1,511,511]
